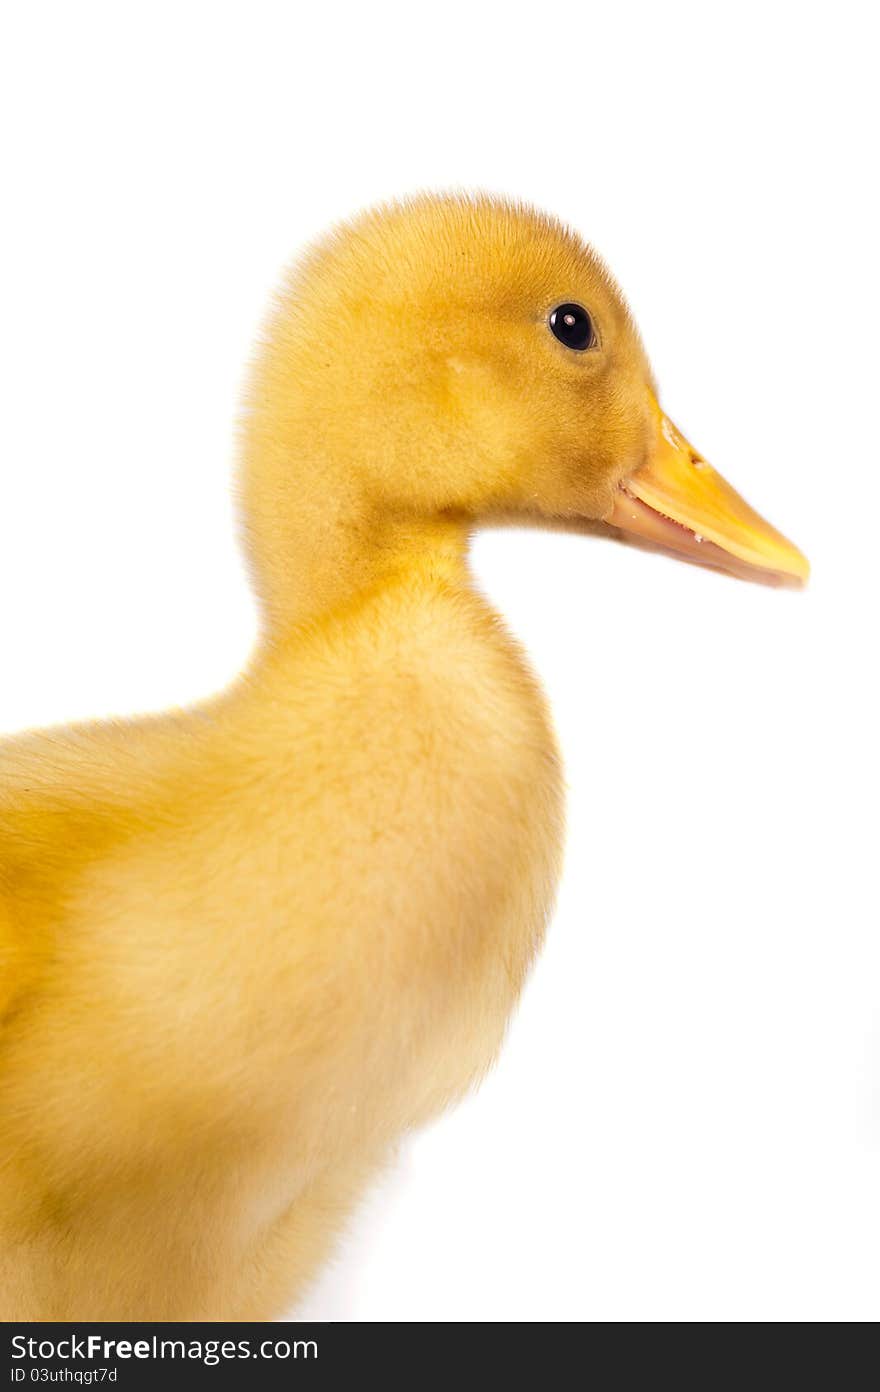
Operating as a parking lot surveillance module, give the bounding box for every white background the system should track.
[1,2,877,1321]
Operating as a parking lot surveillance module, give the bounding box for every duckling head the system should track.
[243,194,807,626]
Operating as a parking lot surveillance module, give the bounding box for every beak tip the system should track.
[785,546,810,586]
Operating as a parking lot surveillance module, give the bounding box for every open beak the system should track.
[606,398,809,584]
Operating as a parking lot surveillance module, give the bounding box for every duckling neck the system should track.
[242,451,470,635]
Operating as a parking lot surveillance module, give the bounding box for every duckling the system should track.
[0,195,807,1321]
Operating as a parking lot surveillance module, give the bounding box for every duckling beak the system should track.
[606,398,809,584]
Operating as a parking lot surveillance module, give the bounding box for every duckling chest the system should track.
[292,584,565,926]
[263,585,566,1106]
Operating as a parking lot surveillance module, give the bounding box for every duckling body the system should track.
[0,535,561,1318]
[0,196,805,1319]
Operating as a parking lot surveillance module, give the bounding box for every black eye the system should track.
[549,303,595,351]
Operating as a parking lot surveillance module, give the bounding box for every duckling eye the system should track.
[549,303,595,352]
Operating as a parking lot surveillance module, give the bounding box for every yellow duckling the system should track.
[0,195,807,1321]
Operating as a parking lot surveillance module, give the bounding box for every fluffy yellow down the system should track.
[1,195,657,1319]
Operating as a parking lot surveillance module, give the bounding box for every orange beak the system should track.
[606,398,809,584]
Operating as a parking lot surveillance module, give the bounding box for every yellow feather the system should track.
[0,194,685,1319]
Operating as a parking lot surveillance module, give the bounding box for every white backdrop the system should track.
[1,2,877,1321]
